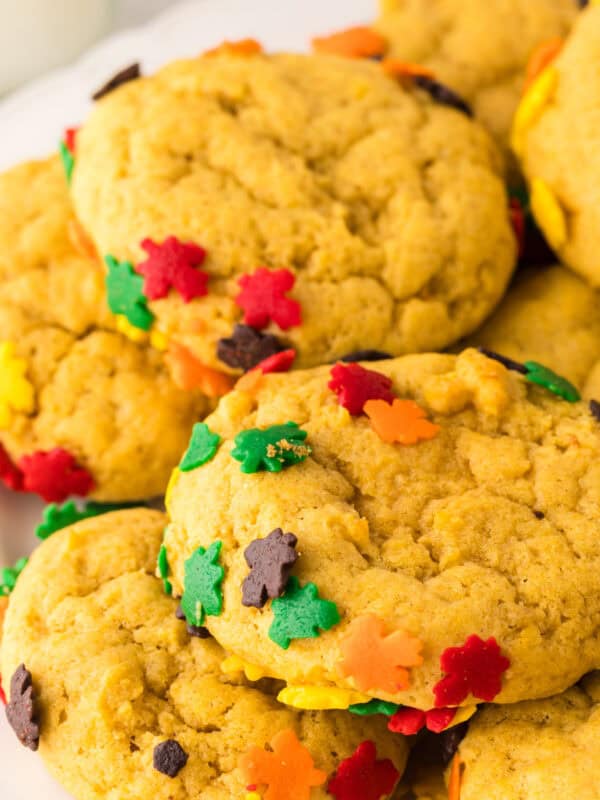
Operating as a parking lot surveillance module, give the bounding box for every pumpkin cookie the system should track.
[71,52,516,372]
[0,157,209,502]
[0,508,408,800]
[164,348,600,712]
[374,0,578,157]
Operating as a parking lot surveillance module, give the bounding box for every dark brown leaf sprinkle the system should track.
[440,721,469,766]
[340,349,393,363]
[590,399,600,422]
[92,63,141,101]
[477,347,528,374]
[242,528,298,608]
[413,75,473,117]
[153,739,189,777]
[175,604,211,638]
[217,324,285,371]
[5,664,39,750]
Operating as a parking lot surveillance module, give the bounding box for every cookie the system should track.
[465,265,600,392]
[455,673,600,799]
[71,52,516,371]
[514,5,600,286]
[164,348,600,712]
[0,508,408,799]
[0,158,209,502]
[374,0,578,158]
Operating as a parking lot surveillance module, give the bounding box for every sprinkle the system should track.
[448,754,464,800]
[412,76,472,117]
[115,314,148,344]
[105,254,154,331]
[64,127,78,155]
[509,198,525,257]
[92,62,141,101]
[590,399,600,422]
[328,740,399,800]
[179,422,221,472]
[67,219,97,260]
[221,655,268,682]
[0,678,6,706]
[166,342,234,396]
[152,739,188,778]
[277,685,370,711]
[35,500,129,540]
[529,177,567,252]
[165,467,179,516]
[524,361,580,402]
[59,140,75,183]
[245,793,262,800]
[433,635,510,707]
[157,543,172,595]
[203,38,263,57]
[328,363,394,416]
[312,26,387,59]
[382,59,435,80]
[364,398,440,445]
[0,557,28,596]
[242,528,298,609]
[217,324,286,372]
[5,665,39,751]
[339,350,393,363]
[440,722,469,767]
[348,699,399,716]
[231,422,311,474]
[0,341,35,429]
[175,604,211,638]
[181,541,225,627]
[338,614,422,694]
[477,347,527,374]
[18,448,94,502]
[0,444,23,491]
[254,349,296,374]
[512,67,558,156]
[426,707,459,733]
[523,38,563,92]
[236,268,301,331]
[239,728,326,800]
[150,329,169,351]
[268,576,340,650]
[137,237,209,302]
[388,706,458,735]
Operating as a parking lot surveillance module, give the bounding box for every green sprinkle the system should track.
[59,140,74,183]
[157,543,172,596]
[268,576,340,650]
[105,254,154,331]
[524,361,581,403]
[179,423,221,472]
[231,422,311,474]
[36,501,130,540]
[0,557,28,596]
[181,541,224,627]
[348,699,400,716]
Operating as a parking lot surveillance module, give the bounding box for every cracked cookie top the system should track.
[0,509,408,800]
[164,349,600,711]
[0,158,208,502]
[71,52,516,370]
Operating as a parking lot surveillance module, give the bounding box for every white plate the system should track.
[0,1,376,797]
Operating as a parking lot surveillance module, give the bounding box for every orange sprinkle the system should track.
[203,38,263,58]
[448,754,464,800]
[382,59,435,80]
[235,369,264,395]
[312,26,387,59]
[67,219,98,261]
[338,614,423,694]
[166,342,234,397]
[523,37,563,92]
[363,398,440,445]
[239,728,326,800]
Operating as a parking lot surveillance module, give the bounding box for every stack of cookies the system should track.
[1,2,600,798]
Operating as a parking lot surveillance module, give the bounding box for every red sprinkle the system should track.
[236,268,301,330]
[137,237,209,302]
[387,707,426,735]
[328,363,395,415]
[328,740,399,800]
[426,707,457,733]
[255,348,296,375]
[64,127,79,155]
[0,444,24,492]
[0,677,6,706]
[510,198,525,258]
[18,448,95,503]
[434,635,510,707]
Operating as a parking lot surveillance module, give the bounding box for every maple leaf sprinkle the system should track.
[268,576,340,650]
[104,255,154,330]
[235,267,301,331]
[137,237,209,302]
[5,665,40,750]
[35,501,129,540]
[181,541,225,627]
[327,740,399,800]
[231,422,311,474]
[0,557,28,597]
[179,423,221,472]
[217,324,285,372]
[242,529,299,608]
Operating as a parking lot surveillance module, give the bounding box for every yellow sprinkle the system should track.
[245,793,262,800]
[450,705,477,728]
[0,341,35,429]
[530,177,567,251]
[221,655,268,682]
[277,685,371,711]
[150,328,169,351]
[164,467,180,516]
[115,314,149,344]
[511,66,558,156]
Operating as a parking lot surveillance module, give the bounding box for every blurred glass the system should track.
[0,0,113,93]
